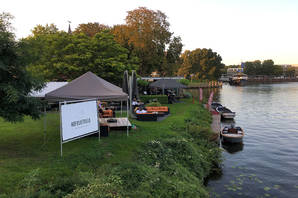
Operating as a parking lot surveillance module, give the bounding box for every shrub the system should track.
[65,178,123,198]
[140,95,168,104]
[145,101,161,107]
[187,125,213,140]
[179,79,190,86]
[137,79,149,87]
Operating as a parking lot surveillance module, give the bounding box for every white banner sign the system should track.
[61,100,99,142]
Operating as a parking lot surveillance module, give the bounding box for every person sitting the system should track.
[97,100,105,118]
[98,108,104,118]
[132,97,139,109]
[132,98,138,106]
[136,107,147,114]
[97,100,103,109]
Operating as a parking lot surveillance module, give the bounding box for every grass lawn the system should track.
[0,98,220,197]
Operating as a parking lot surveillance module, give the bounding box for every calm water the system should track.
[207,83,298,198]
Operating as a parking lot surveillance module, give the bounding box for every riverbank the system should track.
[186,81,223,88]
[0,98,221,197]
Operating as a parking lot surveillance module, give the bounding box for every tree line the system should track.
[1,8,224,121]
[241,60,295,77]
[19,7,225,83]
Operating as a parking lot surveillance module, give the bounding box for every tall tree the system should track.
[74,22,110,37]
[178,48,224,80]
[0,13,43,122]
[112,24,135,59]
[160,36,183,76]
[262,59,274,76]
[22,26,138,85]
[178,50,192,78]
[31,23,58,36]
[244,60,282,76]
[124,7,172,75]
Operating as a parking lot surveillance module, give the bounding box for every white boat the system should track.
[229,74,248,86]
[221,125,244,143]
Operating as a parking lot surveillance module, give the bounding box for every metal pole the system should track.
[59,102,63,157]
[121,100,123,116]
[43,104,47,145]
[127,99,129,137]
[96,100,100,141]
[129,75,132,116]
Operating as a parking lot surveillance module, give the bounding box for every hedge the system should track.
[140,95,168,104]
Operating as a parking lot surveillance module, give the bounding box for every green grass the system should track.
[0,99,221,197]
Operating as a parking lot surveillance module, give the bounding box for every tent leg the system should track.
[129,76,132,116]
[59,102,63,157]
[121,101,123,116]
[97,99,100,142]
[43,105,47,145]
[127,99,129,137]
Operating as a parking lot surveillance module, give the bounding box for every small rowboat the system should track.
[221,125,244,143]
[211,102,223,110]
[216,106,236,119]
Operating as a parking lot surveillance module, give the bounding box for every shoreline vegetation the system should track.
[0,98,221,197]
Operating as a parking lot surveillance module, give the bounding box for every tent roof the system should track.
[30,82,68,98]
[149,79,187,89]
[45,72,128,101]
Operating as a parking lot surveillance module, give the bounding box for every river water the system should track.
[205,83,298,198]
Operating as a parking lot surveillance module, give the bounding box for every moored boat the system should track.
[216,106,236,119]
[229,73,248,86]
[211,102,223,110]
[221,125,244,143]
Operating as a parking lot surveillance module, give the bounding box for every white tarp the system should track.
[61,100,98,142]
[30,82,68,98]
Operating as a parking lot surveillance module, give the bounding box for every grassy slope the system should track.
[0,99,217,196]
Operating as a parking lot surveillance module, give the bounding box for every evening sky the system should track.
[1,0,297,65]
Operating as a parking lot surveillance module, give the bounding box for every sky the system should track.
[1,0,298,65]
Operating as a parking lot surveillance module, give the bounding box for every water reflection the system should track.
[221,142,244,154]
[188,83,298,198]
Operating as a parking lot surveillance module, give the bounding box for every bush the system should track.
[65,178,123,198]
[179,79,190,86]
[139,138,212,179]
[187,125,213,140]
[140,95,168,104]
[137,79,149,87]
[145,101,161,107]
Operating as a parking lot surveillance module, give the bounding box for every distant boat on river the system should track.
[221,125,244,143]
[229,73,248,86]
